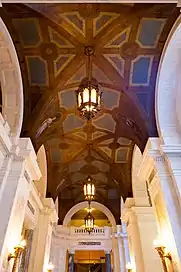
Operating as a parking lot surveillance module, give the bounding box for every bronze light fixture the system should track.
[84,208,95,234]
[8,240,26,272]
[47,262,54,272]
[153,240,172,272]
[76,46,102,121]
[83,176,95,203]
[126,262,133,272]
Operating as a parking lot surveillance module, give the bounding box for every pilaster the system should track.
[116,225,130,272]
[122,198,163,272]
[105,250,111,272]
[146,138,181,270]
[28,198,58,272]
[68,251,74,272]
[0,137,41,271]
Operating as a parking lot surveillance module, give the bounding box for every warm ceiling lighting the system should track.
[47,262,54,272]
[84,210,94,234]
[126,262,133,272]
[76,46,102,121]
[83,176,95,203]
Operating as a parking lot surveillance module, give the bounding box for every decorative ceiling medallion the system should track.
[59,12,86,37]
[130,55,154,86]
[104,54,125,77]
[78,4,100,19]
[49,27,74,48]
[54,54,75,77]
[104,27,131,48]
[93,12,119,37]
[40,42,58,61]
[136,18,166,49]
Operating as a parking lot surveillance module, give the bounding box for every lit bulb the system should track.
[153,239,164,248]
[47,262,54,270]
[126,262,132,269]
[20,240,26,247]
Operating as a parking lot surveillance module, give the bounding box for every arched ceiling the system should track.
[1,3,179,223]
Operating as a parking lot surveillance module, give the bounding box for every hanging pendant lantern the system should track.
[76,46,102,121]
[84,211,94,234]
[83,176,95,203]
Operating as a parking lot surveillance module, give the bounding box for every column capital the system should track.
[18,138,41,181]
[41,198,58,224]
[104,249,111,254]
[68,249,75,254]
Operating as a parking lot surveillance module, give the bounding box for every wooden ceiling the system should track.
[1,3,179,223]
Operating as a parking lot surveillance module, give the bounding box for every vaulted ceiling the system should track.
[1,3,179,223]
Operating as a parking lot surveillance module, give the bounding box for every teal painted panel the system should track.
[13,19,41,47]
[132,57,151,85]
[138,19,165,47]
[27,57,47,86]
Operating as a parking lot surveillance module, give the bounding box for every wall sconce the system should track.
[47,262,54,272]
[126,262,133,272]
[8,240,26,272]
[153,240,172,272]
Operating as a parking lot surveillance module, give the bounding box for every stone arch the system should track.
[63,201,116,231]
[34,145,47,197]
[0,18,23,140]
[155,14,181,144]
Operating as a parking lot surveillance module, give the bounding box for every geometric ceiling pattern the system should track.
[1,3,179,223]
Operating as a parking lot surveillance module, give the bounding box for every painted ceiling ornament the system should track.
[76,46,103,121]
[35,113,61,139]
[78,4,100,19]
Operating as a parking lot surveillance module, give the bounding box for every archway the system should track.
[0,18,23,140]
[63,201,116,231]
[156,14,181,144]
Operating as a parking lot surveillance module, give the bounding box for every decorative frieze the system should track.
[78,241,101,246]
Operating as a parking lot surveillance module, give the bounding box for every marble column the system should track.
[105,251,111,272]
[145,138,181,270]
[28,199,58,272]
[68,252,74,272]
[0,138,41,271]
[122,199,163,272]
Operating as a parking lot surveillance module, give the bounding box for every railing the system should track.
[73,227,105,234]
[55,226,112,238]
[69,226,111,237]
